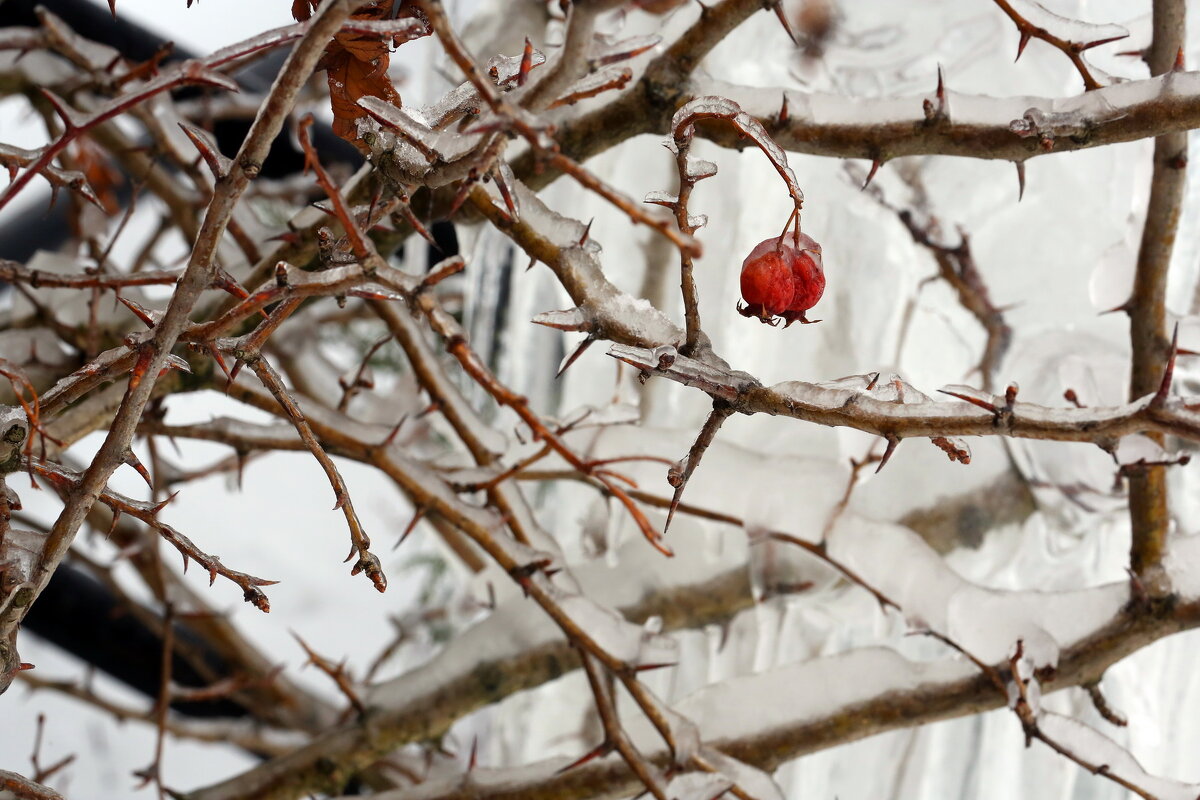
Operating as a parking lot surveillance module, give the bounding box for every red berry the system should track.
[738,231,825,326]
[739,248,794,321]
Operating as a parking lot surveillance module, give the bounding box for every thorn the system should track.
[1174,46,1185,72]
[447,172,477,217]
[1016,30,1031,62]
[107,0,116,18]
[123,450,153,490]
[938,388,997,413]
[1078,33,1132,53]
[778,92,789,125]
[517,37,534,87]
[633,661,676,672]
[861,158,881,190]
[772,0,799,45]
[40,89,84,131]
[875,434,900,473]
[207,344,233,385]
[178,122,231,179]
[1100,299,1132,316]
[380,415,408,449]
[555,743,611,775]
[1152,323,1179,408]
[1014,161,1026,201]
[555,336,594,379]
[468,736,478,771]
[393,508,424,550]
[578,217,593,246]
[117,295,158,328]
[936,63,945,104]
[149,491,179,515]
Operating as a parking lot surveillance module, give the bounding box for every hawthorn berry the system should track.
[738,230,825,326]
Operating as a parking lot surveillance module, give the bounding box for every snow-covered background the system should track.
[4,0,1200,798]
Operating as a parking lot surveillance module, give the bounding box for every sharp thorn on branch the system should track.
[556,336,595,379]
[1016,30,1031,61]
[862,158,882,190]
[876,435,900,473]
[1014,161,1026,201]
[1152,323,1180,408]
[772,1,800,46]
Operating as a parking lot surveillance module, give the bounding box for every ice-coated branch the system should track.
[1127,0,1188,597]
[607,344,1200,449]
[0,769,64,800]
[24,0,358,642]
[989,0,1128,91]
[322,586,1200,800]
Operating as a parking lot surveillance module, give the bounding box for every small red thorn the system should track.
[381,416,408,449]
[778,92,789,124]
[517,37,534,87]
[1016,30,1031,61]
[578,218,593,246]
[468,736,479,771]
[123,451,153,490]
[938,388,997,413]
[150,491,179,515]
[555,743,611,775]
[936,64,945,102]
[1014,161,1026,201]
[40,89,82,130]
[117,295,158,328]
[1174,46,1186,72]
[862,158,881,190]
[447,173,477,217]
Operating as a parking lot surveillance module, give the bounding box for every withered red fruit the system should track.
[739,247,794,320]
[738,230,825,326]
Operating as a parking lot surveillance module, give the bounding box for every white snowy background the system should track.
[4,0,1200,798]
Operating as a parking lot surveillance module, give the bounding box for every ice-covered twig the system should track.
[26,458,278,611]
[240,354,386,593]
[608,343,1200,448]
[1004,642,1186,800]
[581,654,668,800]
[665,404,732,533]
[683,73,1200,163]
[0,769,64,800]
[412,290,674,557]
[990,0,1128,91]
[25,0,359,664]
